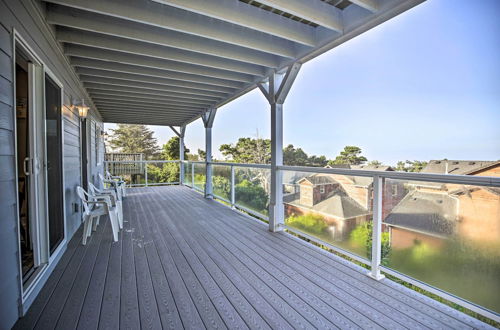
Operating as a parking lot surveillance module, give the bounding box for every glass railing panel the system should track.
[234,166,270,217]
[183,162,192,187]
[193,162,206,191]
[282,170,374,261]
[106,161,145,186]
[145,161,179,185]
[382,179,500,314]
[212,164,231,201]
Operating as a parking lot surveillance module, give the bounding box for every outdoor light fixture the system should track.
[73,98,89,119]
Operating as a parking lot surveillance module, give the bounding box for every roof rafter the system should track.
[57,28,266,76]
[257,0,343,32]
[70,57,243,89]
[65,45,255,83]
[46,5,281,68]
[76,68,236,94]
[88,91,212,107]
[44,0,298,58]
[79,75,228,98]
[152,0,317,46]
[83,82,220,102]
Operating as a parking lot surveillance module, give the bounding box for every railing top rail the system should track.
[278,165,500,187]
[105,160,180,163]
[210,161,271,169]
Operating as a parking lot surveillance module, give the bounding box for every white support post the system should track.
[230,165,235,208]
[145,163,148,187]
[258,63,301,232]
[179,126,186,185]
[201,108,217,198]
[367,175,386,280]
[170,125,187,185]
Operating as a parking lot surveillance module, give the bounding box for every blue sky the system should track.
[105,0,500,165]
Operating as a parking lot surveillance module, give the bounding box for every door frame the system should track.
[12,29,67,307]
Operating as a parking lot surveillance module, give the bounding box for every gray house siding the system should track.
[0,18,20,330]
[0,0,103,328]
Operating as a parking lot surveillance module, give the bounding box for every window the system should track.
[320,185,325,194]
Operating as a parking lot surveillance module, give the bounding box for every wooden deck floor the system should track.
[15,186,493,330]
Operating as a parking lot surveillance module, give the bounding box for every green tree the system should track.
[235,179,268,213]
[220,137,271,164]
[328,146,367,166]
[107,124,160,158]
[161,136,189,160]
[197,149,206,160]
[395,160,428,172]
[367,160,382,166]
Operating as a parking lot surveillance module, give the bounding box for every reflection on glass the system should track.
[183,162,192,187]
[234,167,270,216]
[193,163,206,191]
[383,179,500,314]
[283,171,374,260]
[212,165,231,200]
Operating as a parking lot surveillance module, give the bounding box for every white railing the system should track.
[105,160,181,187]
[182,160,500,321]
[107,158,500,321]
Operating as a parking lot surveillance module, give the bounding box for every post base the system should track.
[366,271,385,281]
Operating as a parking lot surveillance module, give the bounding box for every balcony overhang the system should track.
[40,0,425,126]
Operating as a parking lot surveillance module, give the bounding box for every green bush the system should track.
[286,214,328,235]
[235,179,268,213]
[350,222,391,264]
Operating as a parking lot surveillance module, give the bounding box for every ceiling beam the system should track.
[57,28,266,76]
[257,0,343,32]
[89,92,212,107]
[79,75,228,98]
[350,0,379,13]
[151,0,316,46]
[70,57,243,89]
[75,67,235,94]
[44,1,296,59]
[97,107,199,118]
[94,100,202,112]
[83,82,220,102]
[65,44,255,83]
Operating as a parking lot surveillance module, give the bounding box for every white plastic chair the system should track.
[99,173,123,200]
[106,170,127,197]
[88,181,123,230]
[77,186,119,245]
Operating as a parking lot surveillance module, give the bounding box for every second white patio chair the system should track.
[99,173,124,201]
[106,170,127,197]
[77,186,120,245]
[88,181,123,230]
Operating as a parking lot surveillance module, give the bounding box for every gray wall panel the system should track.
[0,1,103,328]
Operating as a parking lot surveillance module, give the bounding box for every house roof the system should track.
[288,191,368,220]
[384,190,458,237]
[298,174,337,185]
[422,160,500,175]
[40,0,424,126]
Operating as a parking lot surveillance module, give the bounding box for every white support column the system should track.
[258,63,301,232]
[170,125,186,185]
[201,108,217,198]
[367,175,386,280]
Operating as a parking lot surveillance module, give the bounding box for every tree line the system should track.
[106,124,427,171]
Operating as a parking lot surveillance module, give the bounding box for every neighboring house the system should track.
[385,160,500,248]
[284,164,404,240]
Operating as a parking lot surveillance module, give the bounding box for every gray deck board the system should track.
[15,186,495,330]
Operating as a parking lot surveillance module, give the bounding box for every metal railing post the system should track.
[368,175,385,280]
[230,165,235,208]
[144,162,148,187]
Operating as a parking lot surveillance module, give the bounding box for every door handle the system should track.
[23,157,31,176]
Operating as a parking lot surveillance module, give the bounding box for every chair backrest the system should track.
[76,186,91,215]
[98,173,106,187]
[88,181,98,195]
[105,171,112,179]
